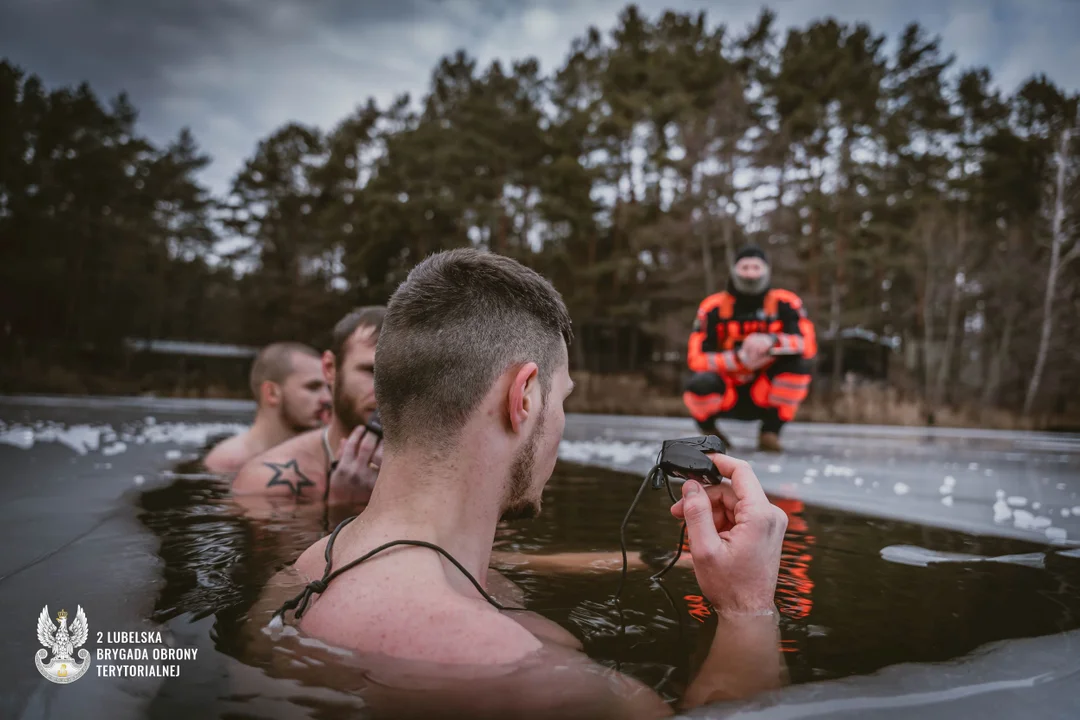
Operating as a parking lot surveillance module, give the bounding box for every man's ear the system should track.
[322,351,336,388]
[507,362,540,434]
[261,381,282,408]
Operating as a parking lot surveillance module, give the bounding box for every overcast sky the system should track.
[3,0,1078,195]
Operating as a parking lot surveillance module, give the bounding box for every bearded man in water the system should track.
[263,249,789,718]
[231,307,386,505]
[204,342,330,474]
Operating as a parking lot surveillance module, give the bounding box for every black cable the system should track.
[275,516,522,622]
[612,457,691,689]
[652,523,687,581]
[614,465,662,602]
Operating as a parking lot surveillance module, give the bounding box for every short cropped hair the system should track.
[375,248,573,450]
[250,342,321,400]
[330,306,386,367]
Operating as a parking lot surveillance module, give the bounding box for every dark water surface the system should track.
[135,460,1080,718]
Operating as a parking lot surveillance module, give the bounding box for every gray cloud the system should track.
[2,0,1077,194]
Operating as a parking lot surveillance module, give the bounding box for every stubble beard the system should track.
[332,377,367,434]
[501,408,547,522]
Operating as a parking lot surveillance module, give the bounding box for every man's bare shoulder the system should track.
[305,591,544,666]
[231,430,324,497]
[203,431,251,474]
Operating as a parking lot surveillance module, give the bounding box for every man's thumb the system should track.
[680,480,717,546]
[682,481,717,526]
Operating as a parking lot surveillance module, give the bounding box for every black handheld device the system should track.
[654,435,726,487]
[365,409,383,438]
[615,433,729,598]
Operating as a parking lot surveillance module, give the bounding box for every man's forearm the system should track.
[680,606,787,709]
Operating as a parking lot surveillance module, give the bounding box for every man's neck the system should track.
[324,417,350,463]
[348,439,510,595]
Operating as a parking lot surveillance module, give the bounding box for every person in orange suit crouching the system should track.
[683,245,817,453]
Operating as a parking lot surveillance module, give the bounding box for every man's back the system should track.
[290,524,546,665]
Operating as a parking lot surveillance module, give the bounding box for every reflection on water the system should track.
[137,460,1080,717]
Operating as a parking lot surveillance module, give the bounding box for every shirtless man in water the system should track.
[231,307,385,505]
[266,249,789,718]
[204,342,330,474]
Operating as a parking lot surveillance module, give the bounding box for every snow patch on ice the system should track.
[0,427,35,449]
[558,439,657,466]
[993,500,1013,523]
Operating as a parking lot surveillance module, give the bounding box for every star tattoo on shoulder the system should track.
[263,459,315,496]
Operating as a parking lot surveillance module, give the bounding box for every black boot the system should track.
[695,416,734,450]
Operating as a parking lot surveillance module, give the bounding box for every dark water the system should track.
[136,460,1080,717]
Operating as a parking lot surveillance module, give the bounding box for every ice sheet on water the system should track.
[880,544,1045,569]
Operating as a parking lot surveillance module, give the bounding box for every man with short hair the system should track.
[267,249,788,717]
[684,245,817,453]
[204,342,330,474]
[230,307,386,503]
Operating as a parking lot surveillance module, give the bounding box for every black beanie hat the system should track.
[734,245,768,265]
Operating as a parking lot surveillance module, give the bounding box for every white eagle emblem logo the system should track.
[35,605,91,683]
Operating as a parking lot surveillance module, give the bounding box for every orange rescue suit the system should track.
[685,289,817,422]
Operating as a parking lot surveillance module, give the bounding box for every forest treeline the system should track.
[1,6,1078,422]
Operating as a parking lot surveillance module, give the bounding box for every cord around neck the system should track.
[274,515,520,622]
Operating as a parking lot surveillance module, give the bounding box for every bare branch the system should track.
[1062,242,1080,268]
